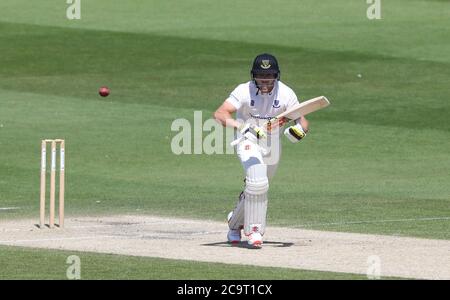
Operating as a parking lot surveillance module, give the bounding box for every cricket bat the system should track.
[230,96,330,146]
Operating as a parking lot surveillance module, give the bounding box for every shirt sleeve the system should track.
[287,91,300,110]
[225,84,245,110]
[225,94,241,110]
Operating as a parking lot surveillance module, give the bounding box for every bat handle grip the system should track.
[230,136,245,147]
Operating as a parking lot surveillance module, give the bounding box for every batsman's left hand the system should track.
[284,123,306,143]
[239,123,267,144]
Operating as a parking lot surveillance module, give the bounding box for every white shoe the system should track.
[227,229,241,244]
[246,231,263,248]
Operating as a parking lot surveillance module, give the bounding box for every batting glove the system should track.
[284,123,306,143]
[239,123,267,144]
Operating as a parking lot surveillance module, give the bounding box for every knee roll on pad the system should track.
[245,164,269,195]
[245,178,269,195]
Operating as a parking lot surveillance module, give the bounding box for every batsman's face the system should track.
[254,74,277,94]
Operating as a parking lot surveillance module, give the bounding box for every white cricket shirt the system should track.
[226,80,300,127]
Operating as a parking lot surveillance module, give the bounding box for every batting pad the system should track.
[244,192,268,235]
[244,164,269,235]
[228,192,245,230]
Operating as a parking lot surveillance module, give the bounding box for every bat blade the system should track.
[281,96,330,121]
[266,96,330,131]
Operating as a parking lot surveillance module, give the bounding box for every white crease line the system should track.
[1,220,198,230]
[0,223,141,232]
[5,216,448,234]
[294,217,450,228]
[69,224,140,229]
[68,220,202,229]
[0,207,20,211]
[0,235,118,244]
[0,228,24,232]
[0,221,212,233]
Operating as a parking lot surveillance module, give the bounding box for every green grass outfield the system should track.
[0,245,375,280]
[0,0,449,279]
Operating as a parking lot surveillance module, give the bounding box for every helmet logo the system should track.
[261,60,271,69]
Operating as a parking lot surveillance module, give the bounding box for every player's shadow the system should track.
[202,241,294,249]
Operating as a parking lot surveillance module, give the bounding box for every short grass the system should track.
[0,245,374,280]
[0,0,449,279]
[1,21,449,239]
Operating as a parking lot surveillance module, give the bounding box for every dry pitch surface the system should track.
[0,215,449,279]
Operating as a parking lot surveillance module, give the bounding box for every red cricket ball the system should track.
[99,86,110,97]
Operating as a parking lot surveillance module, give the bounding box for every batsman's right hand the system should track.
[239,123,267,144]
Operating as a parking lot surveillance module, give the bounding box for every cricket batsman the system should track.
[214,53,309,248]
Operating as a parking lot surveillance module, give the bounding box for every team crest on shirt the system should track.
[272,99,280,108]
[261,60,271,69]
[250,99,255,106]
